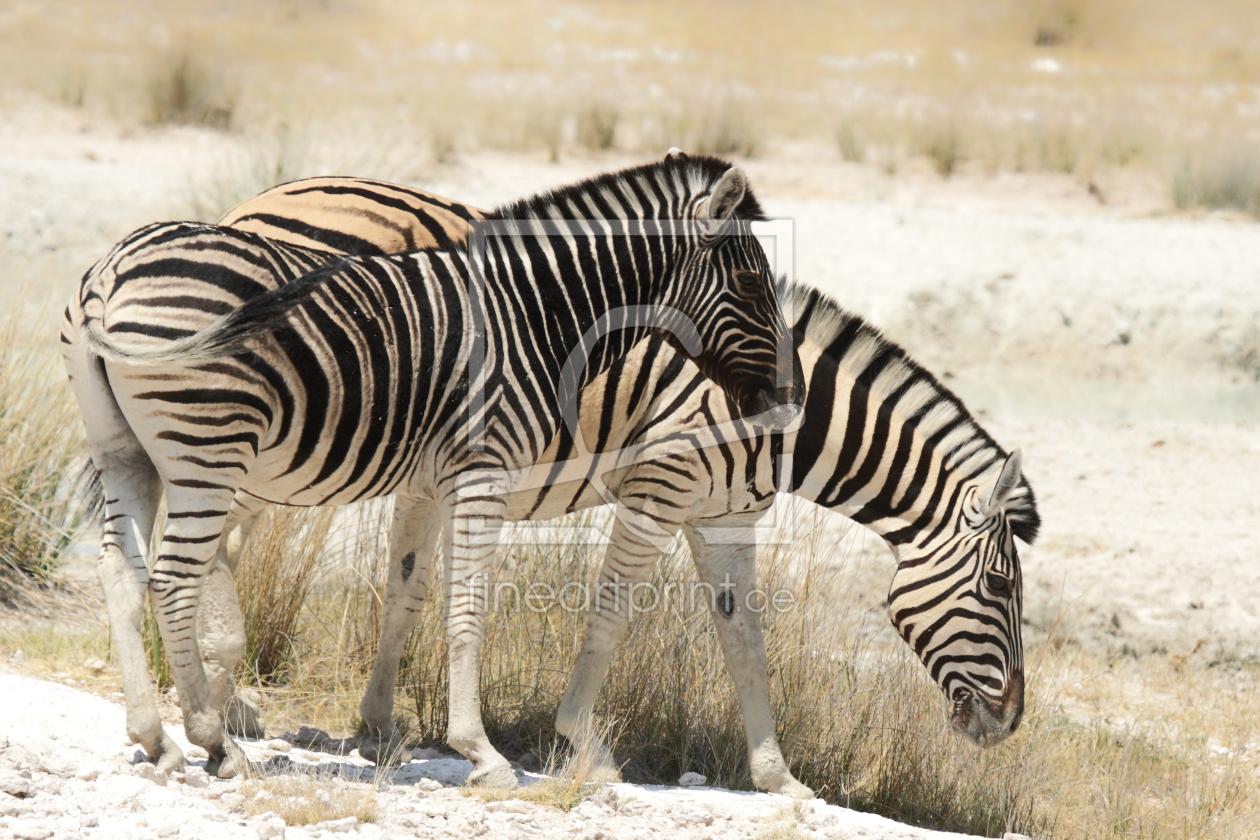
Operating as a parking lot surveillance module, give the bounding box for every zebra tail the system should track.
[82,257,353,367]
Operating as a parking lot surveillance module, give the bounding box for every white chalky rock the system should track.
[485,799,531,814]
[314,816,358,833]
[672,806,715,827]
[154,821,181,837]
[256,813,287,839]
[221,792,246,810]
[134,763,168,785]
[11,823,53,840]
[1004,835,1033,840]
[184,767,210,788]
[677,771,707,787]
[264,739,292,753]
[186,746,209,760]
[415,777,443,793]
[0,775,34,798]
[84,658,107,674]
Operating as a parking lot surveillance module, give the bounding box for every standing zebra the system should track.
[177,176,1038,795]
[61,155,803,785]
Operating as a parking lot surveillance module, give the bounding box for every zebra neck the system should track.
[790,335,1003,545]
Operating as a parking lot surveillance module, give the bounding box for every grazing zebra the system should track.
[178,176,1039,795]
[61,155,803,786]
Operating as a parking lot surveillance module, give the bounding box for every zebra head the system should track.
[886,450,1035,747]
[660,155,805,431]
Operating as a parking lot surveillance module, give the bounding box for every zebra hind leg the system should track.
[97,461,186,774]
[197,494,267,739]
[358,496,442,766]
[150,485,250,779]
[63,343,184,772]
[683,523,813,798]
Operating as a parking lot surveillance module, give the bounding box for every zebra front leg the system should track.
[197,494,267,739]
[443,493,516,788]
[683,522,813,798]
[150,488,248,779]
[555,491,682,780]
[358,496,442,765]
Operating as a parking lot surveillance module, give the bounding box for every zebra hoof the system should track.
[776,778,815,799]
[467,760,517,789]
[205,738,249,779]
[154,732,186,776]
[359,732,412,767]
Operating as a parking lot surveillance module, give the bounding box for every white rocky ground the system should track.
[0,673,1006,840]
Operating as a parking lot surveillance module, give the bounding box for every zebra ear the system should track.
[666,146,685,160]
[696,167,747,222]
[983,450,1023,517]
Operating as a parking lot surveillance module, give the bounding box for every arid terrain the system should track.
[2,1,1260,835]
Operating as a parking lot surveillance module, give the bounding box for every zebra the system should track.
[164,175,1039,796]
[61,154,804,787]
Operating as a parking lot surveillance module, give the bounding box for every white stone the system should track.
[184,766,210,788]
[264,740,292,753]
[677,771,707,787]
[134,763,168,785]
[485,799,531,814]
[257,815,287,839]
[84,658,107,674]
[672,806,715,827]
[154,821,181,837]
[0,776,34,798]
[415,777,443,793]
[12,824,54,840]
[186,746,209,759]
[314,816,358,833]
[221,792,246,810]
[1004,835,1033,840]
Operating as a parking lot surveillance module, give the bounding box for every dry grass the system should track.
[220,501,1259,838]
[146,51,236,130]
[0,323,87,598]
[241,769,379,826]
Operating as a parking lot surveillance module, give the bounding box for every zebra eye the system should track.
[734,270,762,295]
[986,573,1011,596]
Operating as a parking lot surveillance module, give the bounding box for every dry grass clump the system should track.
[1173,145,1260,218]
[235,506,339,684]
[147,52,237,130]
[241,769,378,826]
[0,325,86,599]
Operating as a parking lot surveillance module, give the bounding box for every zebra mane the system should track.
[784,280,1041,544]
[487,155,767,223]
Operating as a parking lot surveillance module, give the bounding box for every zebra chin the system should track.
[948,671,1025,748]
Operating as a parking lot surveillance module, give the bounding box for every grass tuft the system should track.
[147,51,236,130]
[241,769,378,826]
[0,324,87,599]
[1173,146,1260,218]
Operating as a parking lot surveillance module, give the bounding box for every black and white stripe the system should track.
[61,156,801,785]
